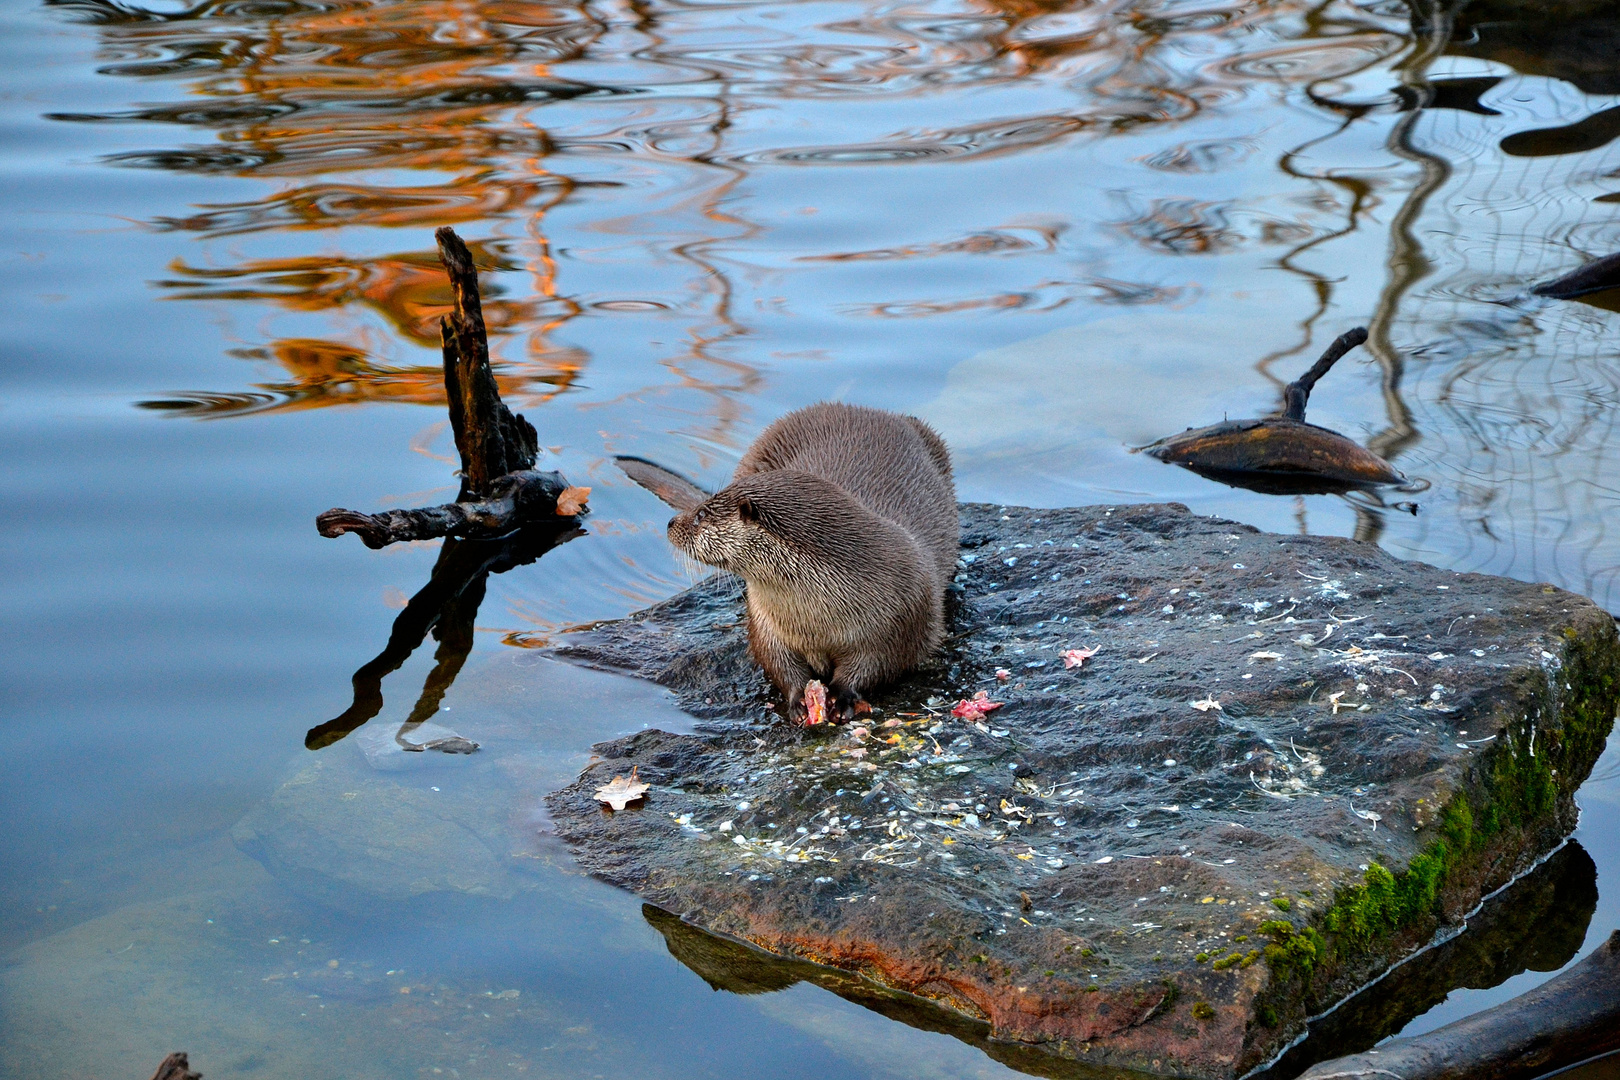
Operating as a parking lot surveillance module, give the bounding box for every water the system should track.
[2,0,1618,1074]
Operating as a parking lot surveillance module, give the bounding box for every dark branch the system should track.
[317,469,573,549]
[1283,326,1368,422]
[435,226,536,498]
[1532,251,1620,301]
[317,228,581,547]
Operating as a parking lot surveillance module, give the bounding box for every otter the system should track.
[625,403,957,720]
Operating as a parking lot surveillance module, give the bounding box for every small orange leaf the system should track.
[557,486,591,516]
[594,767,649,810]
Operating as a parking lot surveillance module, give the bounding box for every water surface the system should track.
[3,0,1619,1074]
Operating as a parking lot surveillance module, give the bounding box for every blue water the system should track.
[3,0,1619,1074]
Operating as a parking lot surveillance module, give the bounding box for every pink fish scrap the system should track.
[1063,646,1100,670]
[803,679,829,726]
[952,691,1004,721]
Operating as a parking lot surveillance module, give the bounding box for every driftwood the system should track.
[315,227,584,548]
[149,1053,201,1080]
[1299,929,1620,1080]
[1142,326,1409,495]
[318,469,573,549]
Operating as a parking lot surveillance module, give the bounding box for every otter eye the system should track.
[694,508,707,523]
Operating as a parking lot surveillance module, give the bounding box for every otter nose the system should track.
[667,515,679,532]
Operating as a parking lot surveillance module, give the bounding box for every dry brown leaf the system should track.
[594,767,649,811]
[556,486,591,517]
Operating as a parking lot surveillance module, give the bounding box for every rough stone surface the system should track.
[546,502,1619,1078]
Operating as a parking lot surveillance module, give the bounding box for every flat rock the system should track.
[546,502,1619,1078]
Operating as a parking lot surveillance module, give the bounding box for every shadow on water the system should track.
[305,520,584,751]
[1255,841,1598,1077]
[646,841,1599,1080]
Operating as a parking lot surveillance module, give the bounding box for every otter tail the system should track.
[615,455,710,511]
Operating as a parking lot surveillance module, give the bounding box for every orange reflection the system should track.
[137,336,572,417]
[58,0,1415,425]
[159,241,536,346]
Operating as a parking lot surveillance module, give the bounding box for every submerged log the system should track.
[1299,929,1620,1080]
[315,227,584,547]
[1144,327,1408,494]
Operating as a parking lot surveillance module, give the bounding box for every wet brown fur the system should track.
[667,402,957,715]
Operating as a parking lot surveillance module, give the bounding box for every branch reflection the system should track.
[306,520,585,752]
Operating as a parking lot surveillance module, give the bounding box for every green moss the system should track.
[1192,1001,1215,1020]
[1234,935,1249,943]
[1257,1004,1279,1027]
[1079,947,1093,957]
[1211,949,1261,971]
[1270,897,1291,912]
[1257,920,1323,979]
[1194,952,1210,963]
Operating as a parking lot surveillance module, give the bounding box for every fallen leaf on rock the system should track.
[804,680,829,726]
[1248,650,1283,661]
[952,691,1004,720]
[1063,646,1100,669]
[1191,695,1223,711]
[594,767,650,811]
[995,668,1012,680]
[556,486,592,516]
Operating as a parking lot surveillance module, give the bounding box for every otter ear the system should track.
[736,494,758,522]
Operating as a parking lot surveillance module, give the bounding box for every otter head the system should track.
[668,472,841,581]
[668,483,768,576]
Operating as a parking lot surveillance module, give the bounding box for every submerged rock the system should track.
[546,502,1619,1078]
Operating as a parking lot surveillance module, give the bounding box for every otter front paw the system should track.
[828,684,871,722]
